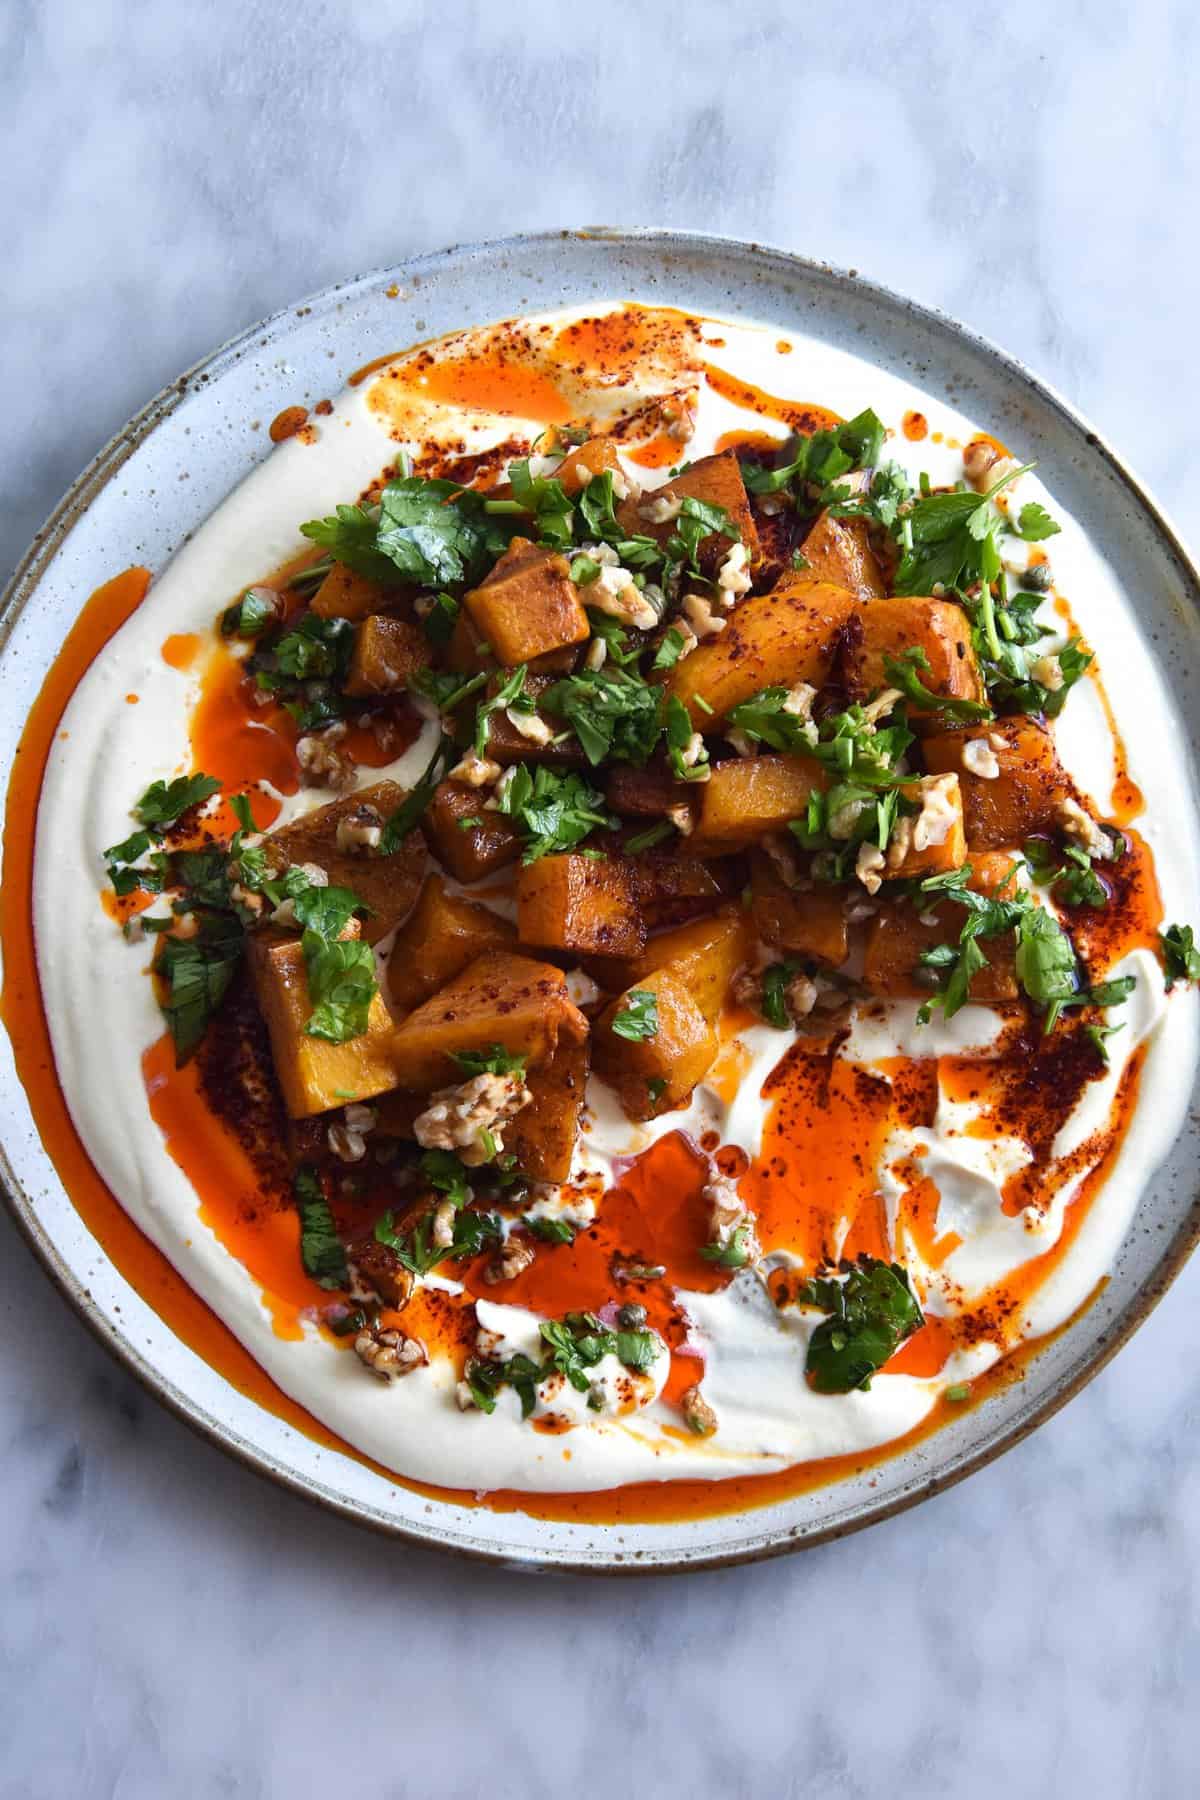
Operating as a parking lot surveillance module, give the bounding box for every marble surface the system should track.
[3,2,1199,1793]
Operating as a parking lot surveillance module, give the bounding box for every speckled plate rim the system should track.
[2,228,1199,1576]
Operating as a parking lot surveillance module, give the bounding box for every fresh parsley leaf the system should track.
[542,666,662,767]
[375,476,492,587]
[665,694,710,783]
[1161,922,1200,990]
[892,462,1032,596]
[610,989,659,1041]
[798,1257,923,1393]
[474,664,528,757]
[302,935,377,1041]
[505,459,575,549]
[760,961,804,1029]
[495,764,614,862]
[156,917,243,1063]
[527,1216,577,1245]
[421,591,460,647]
[221,589,278,639]
[299,501,396,582]
[623,820,676,855]
[378,735,455,853]
[135,772,222,830]
[294,1166,348,1291]
[652,626,688,671]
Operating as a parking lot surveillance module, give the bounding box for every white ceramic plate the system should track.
[3,230,1200,1572]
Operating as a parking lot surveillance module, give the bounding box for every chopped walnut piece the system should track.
[578,543,660,630]
[639,492,682,525]
[353,1326,427,1382]
[682,592,726,639]
[296,726,356,792]
[855,842,886,895]
[1029,652,1065,692]
[962,738,1001,780]
[1055,797,1115,860]
[680,1385,718,1436]
[506,707,554,745]
[335,803,384,853]
[482,1239,536,1285]
[450,749,502,789]
[413,1071,532,1167]
[716,541,752,600]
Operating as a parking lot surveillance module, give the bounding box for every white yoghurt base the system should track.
[33,306,1200,1496]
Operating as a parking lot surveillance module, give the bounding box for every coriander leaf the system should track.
[221,588,279,639]
[294,1166,348,1290]
[1161,922,1200,990]
[156,917,243,1063]
[652,626,688,671]
[135,772,222,830]
[541,666,662,766]
[375,476,491,586]
[799,1257,923,1393]
[611,989,659,1041]
[474,664,528,757]
[299,501,396,582]
[699,1222,754,1269]
[506,459,575,549]
[302,935,377,1041]
[615,1328,661,1372]
[495,764,614,862]
[421,591,460,647]
[665,694,710,783]
[1012,502,1061,543]
[882,647,992,724]
[1015,905,1078,1027]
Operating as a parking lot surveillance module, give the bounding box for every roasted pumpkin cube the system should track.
[665,576,853,727]
[477,670,584,766]
[750,853,850,967]
[264,780,425,944]
[247,925,398,1119]
[390,952,587,1091]
[922,718,1072,849]
[464,538,590,667]
[883,774,967,881]
[344,616,431,696]
[506,1034,590,1182]
[627,847,729,925]
[593,967,717,1120]
[554,436,624,497]
[841,596,984,717]
[517,854,646,957]
[605,762,687,819]
[691,754,826,853]
[386,874,516,1013]
[616,452,760,574]
[799,510,886,599]
[862,852,1022,1000]
[445,604,493,674]
[422,781,523,883]
[593,911,750,1023]
[311,563,399,622]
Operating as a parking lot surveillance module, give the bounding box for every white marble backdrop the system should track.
[3,2,1199,1794]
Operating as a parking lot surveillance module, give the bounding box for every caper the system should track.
[1022,562,1053,592]
[617,1302,648,1329]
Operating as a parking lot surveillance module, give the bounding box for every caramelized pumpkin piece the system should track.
[264,780,425,944]
[386,874,516,1014]
[749,853,849,967]
[464,537,590,667]
[883,773,967,881]
[422,780,523,883]
[554,436,623,497]
[591,910,750,1023]
[517,854,645,957]
[628,846,729,925]
[616,451,760,574]
[311,564,399,622]
[247,925,398,1119]
[390,951,587,1091]
[799,510,886,599]
[593,967,716,1120]
[478,670,584,766]
[665,576,853,727]
[691,754,826,853]
[841,596,984,718]
[605,762,686,818]
[344,616,430,696]
[922,718,1072,849]
[506,1034,590,1182]
[862,851,1022,1000]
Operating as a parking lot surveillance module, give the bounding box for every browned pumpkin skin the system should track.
[310,563,404,622]
[476,670,585,767]
[389,952,587,1091]
[506,1034,591,1182]
[265,779,425,944]
[799,509,886,599]
[247,924,399,1119]
[691,753,827,853]
[665,576,854,727]
[922,717,1073,849]
[882,774,968,882]
[344,615,431,696]
[588,910,751,1022]
[422,781,524,883]
[593,966,717,1120]
[862,851,1022,999]
[627,847,730,926]
[616,451,760,573]
[749,853,850,967]
[517,854,646,957]
[464,538,590,666]
[841,596,985,718]
[386,875,516,1014]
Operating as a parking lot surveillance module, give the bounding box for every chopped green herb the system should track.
[699,1222,754,1269]
[1161,923,1200,990]
[610,989,659,1041]
[450,1045,529,1079]
[135,772,222,831]
[294,1166,348,1291]
[796,1257,923,1393]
